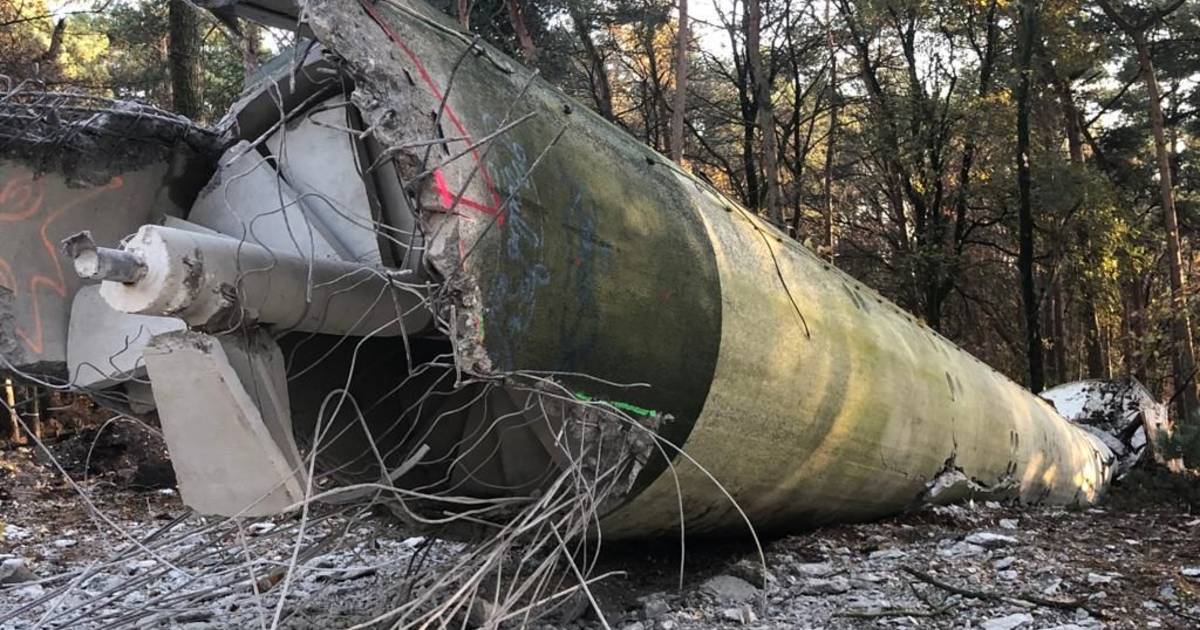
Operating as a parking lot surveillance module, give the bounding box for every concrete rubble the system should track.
[2,449,1199,628]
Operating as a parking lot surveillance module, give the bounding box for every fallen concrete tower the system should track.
[2,0,1125,538]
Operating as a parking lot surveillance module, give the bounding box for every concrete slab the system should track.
[143,329,307,517]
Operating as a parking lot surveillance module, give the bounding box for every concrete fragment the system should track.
[699,575,758,604]
[142,329,306,516]
[980,613,1033,630]
[938,541,987,557]
[797,576,851,595]
[719,606,755,624]
[640,593,670,619]
[188,141,342,261]
[0,558,37,584]
[727,558,773,588]
[1086,572,1120,585]
[964,532,1019,548]
[66,285,184,388]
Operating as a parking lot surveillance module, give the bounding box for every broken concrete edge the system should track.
[0,88,222,190]
[142,328,308,518]
[296,1,679,522]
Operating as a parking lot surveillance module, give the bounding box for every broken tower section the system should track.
[47,0,1117,536]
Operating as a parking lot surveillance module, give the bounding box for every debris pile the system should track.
[2,443,1199,628]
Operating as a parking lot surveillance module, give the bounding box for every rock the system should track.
[246,522,274,536]
[998,518,1019,530]
[0,558,37,584]
[640,593,670,619]
[993,556,1016,570]
[728,558,774,588]
[622,623,645,630]
[868,548,907,561]
[1087,572,1120,585]
[700,575,758,604]
[719,606,756,624]
[657,621,677,630]
[1181,566,1200,581]
[798,576,851,595]
[979,612,1033,630]
[124,559,157,574]
[53,539,77,548]
[938,541,987,557]
[997,570,1019,581]
[467,599,500,627]
[2,524,32,541]
[13,583,45,600]
[793,561,835,577]
[854,571,886,584]
[964,532,1019,549]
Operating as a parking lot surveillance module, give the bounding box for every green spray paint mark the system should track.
[573,391,658,418]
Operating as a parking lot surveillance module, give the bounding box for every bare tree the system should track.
[821,0,837,260]
[669,0,689,163]
[747,0,781,224]
[570,5,615,121]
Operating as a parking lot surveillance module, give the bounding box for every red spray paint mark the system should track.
[433,168,501,221]
[357,0,505,226]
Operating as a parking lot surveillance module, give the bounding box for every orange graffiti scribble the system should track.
[0,174,124,356]
[0,176,45,222]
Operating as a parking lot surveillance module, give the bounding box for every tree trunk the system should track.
[168,0,203,120]
[35,18,66,78]
[1050,278,1068,383]
[821,0,837,260]
[504,0,538,63]
[243,21,262,77]
[1134,37,1197,424]
[1016,0,1044,392]
[746,0,781,225]
[669,0,689,163]
[4,376,20,444]
[457,0,471,28]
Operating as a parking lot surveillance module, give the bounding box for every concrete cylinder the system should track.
[96,225,429,336]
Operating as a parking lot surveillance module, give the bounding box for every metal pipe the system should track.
[61,231,147,284]
[83,225,431,337]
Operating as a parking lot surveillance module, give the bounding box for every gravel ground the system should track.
[3,430,1199,629]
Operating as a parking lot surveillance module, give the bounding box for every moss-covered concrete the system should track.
[308,0,1114,537]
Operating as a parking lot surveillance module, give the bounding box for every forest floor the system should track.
[2,425,1199,629]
